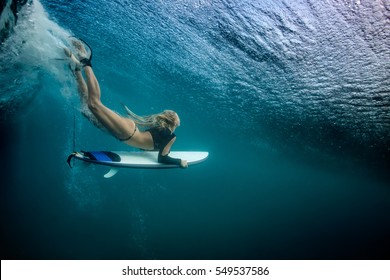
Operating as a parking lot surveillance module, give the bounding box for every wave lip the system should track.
[0,0,72,121]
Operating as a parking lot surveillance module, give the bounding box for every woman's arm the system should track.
[158,137,188,168]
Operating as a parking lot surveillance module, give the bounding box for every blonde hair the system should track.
[123,105,178,131]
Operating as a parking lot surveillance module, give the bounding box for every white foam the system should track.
[1,0,73,83]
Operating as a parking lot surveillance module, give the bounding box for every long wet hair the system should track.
[123,105,178,131]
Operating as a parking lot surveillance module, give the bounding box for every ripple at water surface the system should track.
[0,0,389,259]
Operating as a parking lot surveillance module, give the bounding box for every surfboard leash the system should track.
[67,152,76,168]
[72,109,77,151]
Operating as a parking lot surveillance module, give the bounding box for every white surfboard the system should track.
[67,151,209,178]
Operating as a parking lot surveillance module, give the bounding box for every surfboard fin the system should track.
[104,168,119,178]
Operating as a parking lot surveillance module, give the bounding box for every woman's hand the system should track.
[180,159,188,168]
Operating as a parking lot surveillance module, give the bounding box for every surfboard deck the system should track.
[68,151,209,178]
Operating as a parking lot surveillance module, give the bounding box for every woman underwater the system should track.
[65,39,188,168]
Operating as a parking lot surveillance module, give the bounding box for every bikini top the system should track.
[146,127,181,166]
[146,127,176,151]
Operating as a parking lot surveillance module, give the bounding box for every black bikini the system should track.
[146,127,181,165]
[118,126,137,142]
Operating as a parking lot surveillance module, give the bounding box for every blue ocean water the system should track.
[1,0,389,259]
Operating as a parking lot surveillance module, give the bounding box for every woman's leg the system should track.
[74,70,88,104]
[83,66,136,140]
[65,45,88,104]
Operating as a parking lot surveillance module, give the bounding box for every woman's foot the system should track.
[71,38,92,67]
[71,39,89,61]
[64,47,82,71]
[64,38,92,70]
